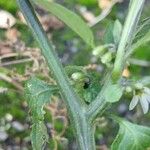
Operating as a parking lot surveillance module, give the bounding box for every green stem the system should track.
[17,0,95,149]
[112,0,145,79]
[74,112,96,150]
[87,72,111,121]
[17,0,82,110]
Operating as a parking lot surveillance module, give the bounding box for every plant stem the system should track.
[17,0,82,110]
[17,0,95,149]
[87,72,111,121]
[74,112,96,150]
[112,0,145,79]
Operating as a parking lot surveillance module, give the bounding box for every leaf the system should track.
[33,0,95,48]
[25,77,58,121]
[134,17,150,42]
[31,122,49,150]
[126,30,150,57]
[111,117,150,150]
[131,30,150,52]
[103,22,114,44]
[104,84,123,103]
[113,20,122,46]
[25,77,58,149]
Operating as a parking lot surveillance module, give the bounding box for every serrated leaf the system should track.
[104,84,123,103]
[25,77,58,121]
[113,20,122,46]
[31,122,49,150]
[25,77,58,149]
[111,117,150,150]
[33,0,95,48]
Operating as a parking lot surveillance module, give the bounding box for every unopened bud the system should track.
[101,52,112,64]
[125,86,132,93]
[92,45,107,56]
[134,82,143,90]
[71,72,84,81]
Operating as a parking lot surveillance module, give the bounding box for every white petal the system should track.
[145,94,150,103]
[144,87,150,95]
[129,95,139,110]
[140,95,149,114]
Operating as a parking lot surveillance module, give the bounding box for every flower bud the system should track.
[71,72,84,81]
[92,45,107,56]
[134,82,143,90]
[101,52,112,64]
[125,86,132,93]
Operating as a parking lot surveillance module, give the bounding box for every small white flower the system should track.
[129,87,150,114]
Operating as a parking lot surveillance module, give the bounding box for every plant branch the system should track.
[112,0,145,79]
[17,0,83,110]
[86,71,111,121]
[17,0,95,149]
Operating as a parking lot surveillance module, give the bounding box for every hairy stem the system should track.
[17,0,82,110]
[17,0,95,149]
[87,0,146,121]
[74,112,96,150]
[87,72,111,121]
[112,0,145,79]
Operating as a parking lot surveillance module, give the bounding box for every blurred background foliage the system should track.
[0,0,150,149]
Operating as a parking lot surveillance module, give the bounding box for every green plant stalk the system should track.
[87,72,111,121]
[88,0,145,120]
[112,0,145,79]
[17,0,96,149]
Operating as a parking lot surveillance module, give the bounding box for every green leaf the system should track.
[134,17,150,42]
[104,84,123,103]
[128,30,150,56]
[111,117,150,150]
[113,20,122,46]
[31,122,49,150]
[25,77,58,149]
[33,0,95,48]
[103,22,114,44]
[25,77,58,121]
